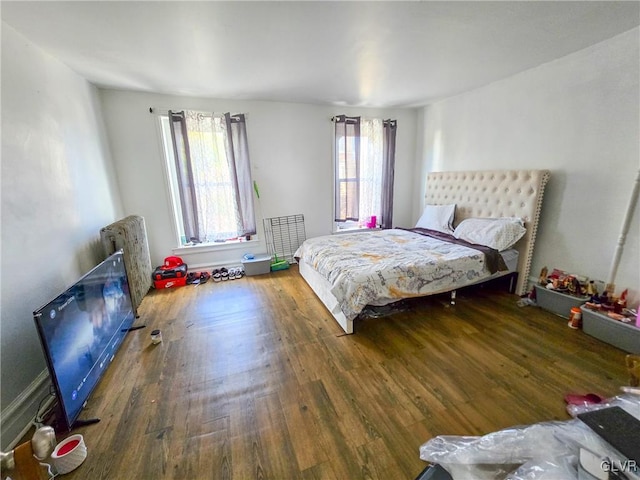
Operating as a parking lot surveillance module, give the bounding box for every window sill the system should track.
[332,226,381,235]
[172,238,259,255]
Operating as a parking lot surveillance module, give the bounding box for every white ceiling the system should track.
[2,1,639,108]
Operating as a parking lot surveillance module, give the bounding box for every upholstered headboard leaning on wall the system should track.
[424,170,551,296]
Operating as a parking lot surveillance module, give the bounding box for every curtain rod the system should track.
[149,107,249,119]
[331,116,397,124]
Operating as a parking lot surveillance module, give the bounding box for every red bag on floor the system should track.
[153,256,187,280]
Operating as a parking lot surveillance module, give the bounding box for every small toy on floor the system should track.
[270,254,289,271]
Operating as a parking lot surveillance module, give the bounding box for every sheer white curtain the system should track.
[358,118,384,223]
[168,110,256,243]
[334,116,394,227]
[185,111,238,241]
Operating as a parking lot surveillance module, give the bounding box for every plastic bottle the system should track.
[568,307,582,329]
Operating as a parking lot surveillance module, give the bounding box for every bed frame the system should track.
[299,169,550,334]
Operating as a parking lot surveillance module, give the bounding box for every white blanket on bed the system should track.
[294,228,493,321]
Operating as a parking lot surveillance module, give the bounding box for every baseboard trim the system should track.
[1,369,52,450]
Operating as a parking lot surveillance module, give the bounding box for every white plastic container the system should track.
[241,254,272,276]
[50,434,87,474]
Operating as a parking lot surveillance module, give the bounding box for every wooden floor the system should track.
[53,266,627,479]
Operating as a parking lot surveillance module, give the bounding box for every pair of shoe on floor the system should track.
[212,267,245,282]
[186,271,210,285]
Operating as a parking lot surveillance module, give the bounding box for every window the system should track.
[160,110,256,245]
[333,115,397,230]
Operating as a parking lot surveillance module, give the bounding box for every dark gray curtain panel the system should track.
[381,119,397,229]
[223,113,257,236]
[168,110,200,241]
[334,115,361,222]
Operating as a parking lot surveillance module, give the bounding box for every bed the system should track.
[295,169,551,334]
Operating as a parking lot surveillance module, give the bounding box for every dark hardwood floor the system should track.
[52,266,627,479]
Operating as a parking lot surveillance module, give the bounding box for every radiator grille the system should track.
[263,214,306,263]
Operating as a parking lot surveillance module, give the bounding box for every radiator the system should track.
[100,215,152,316]
[263,214,306,263]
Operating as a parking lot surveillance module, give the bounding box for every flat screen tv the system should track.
[33,249,135,432]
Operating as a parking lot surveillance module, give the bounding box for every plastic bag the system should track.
[420,422,578,466]
[420,394,640,480]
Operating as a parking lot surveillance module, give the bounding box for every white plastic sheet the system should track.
[419,394,640,480]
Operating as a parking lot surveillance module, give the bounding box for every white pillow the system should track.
[453,217,526,251]
[415,204,456,233]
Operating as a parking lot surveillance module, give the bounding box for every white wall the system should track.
[99,90,418,269]
[416,28,640,305]
[0,24,123,447]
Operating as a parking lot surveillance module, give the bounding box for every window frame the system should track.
[332,117,383,233]
[158,114,185,247]
[157,111,257,248]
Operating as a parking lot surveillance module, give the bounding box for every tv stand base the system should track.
[123,325,146,332]
[72,418,100,429]
[45,410,101,434]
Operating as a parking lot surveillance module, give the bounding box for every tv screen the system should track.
[33,249,135,432]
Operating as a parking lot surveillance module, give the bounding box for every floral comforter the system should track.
[295,228,504,321]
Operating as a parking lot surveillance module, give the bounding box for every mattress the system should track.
[295,228,517,324]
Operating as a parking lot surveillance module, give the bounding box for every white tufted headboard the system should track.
[425,169,550,295]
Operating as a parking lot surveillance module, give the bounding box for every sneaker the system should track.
[220,268,229,281]
[186,272,198,284]
[212,269,221,282]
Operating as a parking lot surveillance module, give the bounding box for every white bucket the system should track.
[50,434,87,475]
